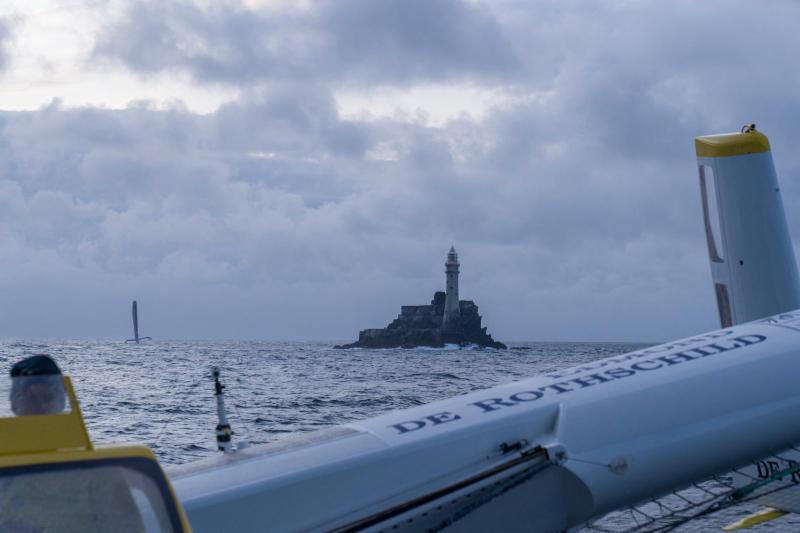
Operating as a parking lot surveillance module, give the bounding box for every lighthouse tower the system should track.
[443,246,460,328]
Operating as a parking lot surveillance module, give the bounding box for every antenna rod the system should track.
[212,367,233,453]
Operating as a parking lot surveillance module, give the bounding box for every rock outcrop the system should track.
[336,291,506,349]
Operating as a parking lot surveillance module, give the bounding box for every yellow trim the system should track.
[695,130,771,158]
[0,377,92,456]
[722,507,788,530]
[0,444,159,469]
[0,445,192,531]
[0,375,192,531]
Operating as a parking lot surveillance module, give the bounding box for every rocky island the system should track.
[336,248,506,349]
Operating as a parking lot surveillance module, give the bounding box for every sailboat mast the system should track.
[132,300,140,343]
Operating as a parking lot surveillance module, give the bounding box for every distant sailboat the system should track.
[125,300,152,343]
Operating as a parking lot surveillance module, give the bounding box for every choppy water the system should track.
[0,340,793,531]
[0,340,645,465]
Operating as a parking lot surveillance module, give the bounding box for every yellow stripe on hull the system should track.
[722,507,788,530]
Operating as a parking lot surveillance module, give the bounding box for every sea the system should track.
[0,339,793,531]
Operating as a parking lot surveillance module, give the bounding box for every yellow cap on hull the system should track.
[695,129,771,158]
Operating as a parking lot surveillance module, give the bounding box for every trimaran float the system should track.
[2,126,799,532]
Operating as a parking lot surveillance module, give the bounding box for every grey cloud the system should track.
[7,1,800,341]
[94,0,519,85]
[0,18,12,72]
[0,86,717,341]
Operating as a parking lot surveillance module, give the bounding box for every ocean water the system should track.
[0,340,645,465]
[0,339,793,531]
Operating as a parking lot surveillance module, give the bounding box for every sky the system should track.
[2,0,800,342]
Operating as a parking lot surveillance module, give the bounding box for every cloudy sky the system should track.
[1,0,798,342]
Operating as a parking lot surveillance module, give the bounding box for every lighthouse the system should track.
[443,246,460,328]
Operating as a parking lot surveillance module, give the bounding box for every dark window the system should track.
[715,283,733,328]
[699,165,724,263]
[0,457,185,532]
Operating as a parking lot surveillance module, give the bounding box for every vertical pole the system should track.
[213,367,233,453]
[132,300,140,344]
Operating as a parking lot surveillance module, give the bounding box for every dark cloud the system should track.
[0,85,717,341]
[6,1,800,341]
[94,0,519,85]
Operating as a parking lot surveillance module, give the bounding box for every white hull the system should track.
[170,311,800,532]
